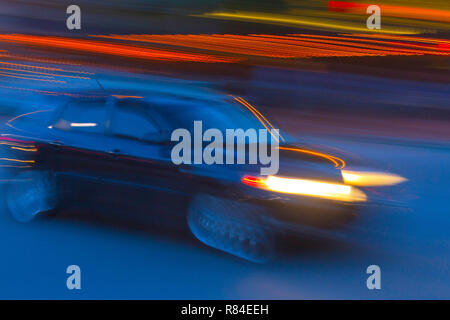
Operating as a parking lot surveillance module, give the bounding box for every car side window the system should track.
[112,100,159,141]
[53,99,107,134]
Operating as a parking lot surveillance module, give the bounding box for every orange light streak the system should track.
[92,33,449,59]
[0,61,93,74]
[344,33,450,46]
[278,146,346,169]
[0,67,91,80]
[0,53,83,66]
[11,147,38,152]
[6,110,53,132]
[0,71,66,83]
[287,34,448,55]
[7,110,53,126]
[233,96,280,143]
[112,95,143,99]
[0,158,35,163]
[0,85,104,98]
[0,34,238,63]
[235,96,285,142]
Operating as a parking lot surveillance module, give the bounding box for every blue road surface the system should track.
[0,121,448,299]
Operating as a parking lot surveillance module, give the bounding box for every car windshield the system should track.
[151,97,268,133]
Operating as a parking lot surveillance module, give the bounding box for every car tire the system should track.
[6,170,58,223]
[187,194,276,263]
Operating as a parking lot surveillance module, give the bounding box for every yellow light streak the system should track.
[199,12,420,34]
[342,170,407,186]
[265,175,367,202]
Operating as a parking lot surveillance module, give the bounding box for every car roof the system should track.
[62,87,228,107]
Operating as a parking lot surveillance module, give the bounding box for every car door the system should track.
[101,98,190,228]
[45,96,115,213]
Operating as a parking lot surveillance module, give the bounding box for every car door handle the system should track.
[50,140,63,146]
[108,149,121,155]
[48,140,63,149]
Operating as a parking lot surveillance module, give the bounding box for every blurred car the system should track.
[0,89,405,262]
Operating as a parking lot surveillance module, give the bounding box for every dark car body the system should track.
[1,90,369,260]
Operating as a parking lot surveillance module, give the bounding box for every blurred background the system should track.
[0,0,448,299]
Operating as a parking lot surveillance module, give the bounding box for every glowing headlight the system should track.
[342,170,407,186]
[242,175,367,202]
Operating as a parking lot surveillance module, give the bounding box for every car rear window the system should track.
[53,99,107,134]
[112,100,159,140]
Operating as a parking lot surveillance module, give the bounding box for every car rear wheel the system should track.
[6,170,58,223]
[187,194,276,263]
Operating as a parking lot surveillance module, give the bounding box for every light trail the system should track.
[0,34,238,63]
[92,33,449,59]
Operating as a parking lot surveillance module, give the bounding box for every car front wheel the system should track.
[187,193,276,263]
